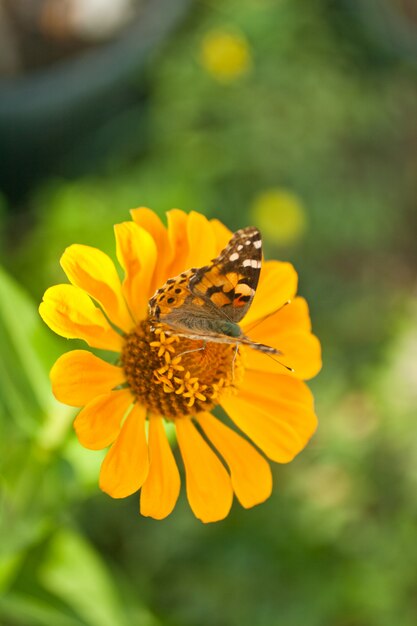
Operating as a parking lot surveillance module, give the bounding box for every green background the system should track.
[1,1,417,624]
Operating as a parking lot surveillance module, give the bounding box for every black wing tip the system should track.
[236,225,261,238]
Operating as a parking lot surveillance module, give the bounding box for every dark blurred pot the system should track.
[344,0,417,61]
[0,0,190,203]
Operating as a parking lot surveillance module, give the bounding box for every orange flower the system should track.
[39,209,321,522]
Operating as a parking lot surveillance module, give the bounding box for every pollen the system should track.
[121,321,244,419]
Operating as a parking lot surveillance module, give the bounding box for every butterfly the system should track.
[148,226,281,355]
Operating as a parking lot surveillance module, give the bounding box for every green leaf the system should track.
[0,591,84,626]
[0,552,23,593]
[39,529,130,626]
[0,265,59,434]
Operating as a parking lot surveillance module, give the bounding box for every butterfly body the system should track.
[149,226,279,355]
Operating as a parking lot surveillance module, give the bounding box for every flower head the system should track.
[39,208,321,522]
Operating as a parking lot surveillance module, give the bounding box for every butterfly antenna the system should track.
[257,352,295,373]
[272,356,294,372]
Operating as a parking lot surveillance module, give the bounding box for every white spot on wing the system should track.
[253,239,262,249]
[229,252,239,262]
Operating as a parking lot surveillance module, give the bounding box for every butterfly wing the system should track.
[188,226,262,324]
[148,268,195,320]
[148,226,266,348]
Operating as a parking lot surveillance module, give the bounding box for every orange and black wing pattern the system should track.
[189,226,262,324]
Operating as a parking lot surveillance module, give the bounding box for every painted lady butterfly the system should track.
[148,226,280,355]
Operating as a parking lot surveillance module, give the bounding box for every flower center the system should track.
[121,320,244,419]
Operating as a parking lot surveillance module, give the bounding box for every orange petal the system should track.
[60,244,133,333]
[243,260,298,327]
[74,389,133,450]
[243,368,315,406]
[222,370,318,463]
[165,209,190,277]
[130,207,173,292]
[185,211,217,268]
[244,296,311,336]
[50,350,125,407]
[244,295,321,380]
[130,207,168,248]
[39,284,123,352]
[210,218,233,252]
[198,412,272,509]
[99,403,149,498]
[245,330,322,380]
[114,222,157,322]
[176,418,233,523]
[165,210,218,280]
[140,416,181,519]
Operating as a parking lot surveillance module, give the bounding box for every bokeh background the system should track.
[1,0,417,624]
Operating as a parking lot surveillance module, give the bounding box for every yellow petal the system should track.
[114,222,157,322]
[165,209,190,277]
[185,211,217,268]
[130,207,167,247]
[198,412,272,509]
[39,284,123,352]
[130,207,173,292]
[50,350,125,407]
[222,370,318,463]
[243,260,298,327]
[140,416,180,519]
[99,403,149,498]
[165,210,218,279]
[210,218,233,252]
[176,418,233,523]
[60,244,133,333]
[74,389,133,450]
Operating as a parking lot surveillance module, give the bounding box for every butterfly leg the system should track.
[231,343,239,384]
[177,340,207,359]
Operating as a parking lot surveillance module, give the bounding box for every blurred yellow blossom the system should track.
[200,30,251,82]
[251,189,307,245]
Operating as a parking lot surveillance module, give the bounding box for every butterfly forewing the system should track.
[188,226,262,324]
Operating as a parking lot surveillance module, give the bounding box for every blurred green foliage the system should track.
[1,0,417,625]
